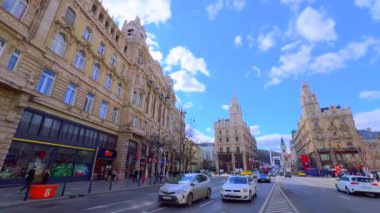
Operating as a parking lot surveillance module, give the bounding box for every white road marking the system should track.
[199,200,214,207]
[277,181,300,213]
[110,202,157,213]
[339,195,351,200]
[142,207,166,213]
[84,200,132,210]
[258,177,277,213]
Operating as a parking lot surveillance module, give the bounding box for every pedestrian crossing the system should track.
[261,181,298,213]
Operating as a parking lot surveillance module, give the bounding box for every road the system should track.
[0,176,275,213]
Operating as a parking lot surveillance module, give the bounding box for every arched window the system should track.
[2,0,28,20]
[64,7,76,25]
[91,63,100,81]
[51,33,66,56]
[105,74,112,89]
[74,50,85,70]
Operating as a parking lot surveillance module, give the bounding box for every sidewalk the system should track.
[0,177,161,208]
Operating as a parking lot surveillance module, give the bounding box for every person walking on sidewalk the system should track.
[20,166,36,192]
[133,170,138,183]
[41,168,50,184]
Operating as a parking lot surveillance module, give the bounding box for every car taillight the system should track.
[371,182,378,186]
[350,182,359,185]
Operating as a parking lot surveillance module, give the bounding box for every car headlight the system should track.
[176,189,187,194]
[241,188,248,192]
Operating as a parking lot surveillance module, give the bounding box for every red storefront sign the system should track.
[301,154,309,170]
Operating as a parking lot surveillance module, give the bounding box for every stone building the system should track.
[0,0,184,184]
[292,82,365,171]
[199,142,215,170]
[358,129,380,171]
[214,97,258,172]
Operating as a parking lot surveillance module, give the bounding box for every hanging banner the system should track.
[301,154,309,170]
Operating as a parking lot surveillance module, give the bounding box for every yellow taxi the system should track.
[298,171,306,176]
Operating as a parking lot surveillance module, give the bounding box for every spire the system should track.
[281,137,285,146]
[229,96,242,122]
[300,81,320,117]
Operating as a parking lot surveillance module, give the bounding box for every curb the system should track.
[0,183,162,209]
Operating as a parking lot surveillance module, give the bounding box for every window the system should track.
[91,64,100,81]
[236,146,240,153]
[7,49,21,71]
[219,138,222,143]
[51,33,66,56]
[2,0,28,20]
[116,82,122,97]
[0,38,6,56]
[347,141,353,147]
[132,92,142,107]
[98,13,104,21]
[99,101,107,119]
[36,69,55,95]
[64,83,77,106]
[220,147,223,153]
[64,7,75,25]
[91,4,97,13]
[74,50,85,70]
[227,147,230,153]
[98,42,105,55]
[82,27,92,41]
[112,108,118,124]
[105,74,112,89]
[235,137,239,142]
[226,137,229,143]
[105,21,109,29]
[121,65,126,76]
[84,93,94,113]
[132,115,138,127]
[124,45,127,53]
[320,154,330,161]
[110,54,116,66]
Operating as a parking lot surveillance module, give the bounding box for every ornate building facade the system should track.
[214,97,258,172]
[0,0,184,184]
[292,82,365,171]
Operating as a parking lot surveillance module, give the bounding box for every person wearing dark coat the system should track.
[20,166,36,191]
[41,168,50,184]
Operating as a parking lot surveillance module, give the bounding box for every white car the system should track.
[336,175,380,197]
[158,173,211,206]
[221,175,256,201]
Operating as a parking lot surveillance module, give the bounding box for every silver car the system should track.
[158,173,212,206]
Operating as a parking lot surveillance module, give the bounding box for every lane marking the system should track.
[84,200,132,210]
[278,180,300,213]
[258,177,277,213]
[199,200,214,207]
[339,195,351,200]
[110,202,156,213]
[142,207,166,213]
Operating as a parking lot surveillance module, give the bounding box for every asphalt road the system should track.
[0,176,275,213]
[279,176,380,213]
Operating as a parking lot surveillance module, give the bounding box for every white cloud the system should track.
[296,7,337,42]
[354,0,380,21]
[206,127,214,133]
[266,37,380,87]
[234,35,243,48]
[170,71,206,92]
[256,134,292,151]
[101,0,171,25]
[354,108,380,131]
[281,41,302,51]
[221,105,230,110]
[206,0,246,20]
[183,102,194,109]
[245,66,262,78]
[192,128,214,143]
[281,0,314,11]
[165,46,210,93]
[146,33,163,63]
[246,34,255,47]
[206,0,224,20]
[359,90,380,100]
[250,125,261,135]
[257,29,279,51]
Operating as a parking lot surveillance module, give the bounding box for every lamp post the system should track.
[179,109,186,174]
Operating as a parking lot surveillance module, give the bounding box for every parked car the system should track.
[279,171,284,176]
[257,173,271,183]
[298,171,306,176]
[335,175,380,197]
[221,175,256,201]
[158,173,212,206]
[285,172,292,178]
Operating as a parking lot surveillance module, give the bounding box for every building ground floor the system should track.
[215,152,254,173]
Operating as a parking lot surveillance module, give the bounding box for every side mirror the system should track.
[249,181,254,185]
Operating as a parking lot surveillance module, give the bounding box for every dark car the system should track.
[279,171,284,176]
[257,173,271,183]
[285,172,292,178]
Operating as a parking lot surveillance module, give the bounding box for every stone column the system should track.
[231,152,236,171]
[113,133,129,180]
[243,152,247,171]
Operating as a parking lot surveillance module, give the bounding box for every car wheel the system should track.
[248,192,252,202]
[345,187,351,195]
[335,184,340,192]
[187,193,193,206]
[206,188,211,200]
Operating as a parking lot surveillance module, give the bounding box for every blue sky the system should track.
[102,0,380,151]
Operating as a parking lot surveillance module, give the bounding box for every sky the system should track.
[101,0,380,152]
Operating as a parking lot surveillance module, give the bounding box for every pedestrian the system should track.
[106,168,112,182]
[111,169,117,182]
[20,166,36,192]
[41,168,50,184]
[133,170,138,183]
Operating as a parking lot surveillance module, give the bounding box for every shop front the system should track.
[0,108,117,185]
[94,148,117,180]
[125,141,138,179]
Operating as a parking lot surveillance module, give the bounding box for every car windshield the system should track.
[351,177,374,182]
[227,176,248,184]
[167,175,194,184]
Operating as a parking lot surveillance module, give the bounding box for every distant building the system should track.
[199,142,215,170]
[292,82,364,171]
[214,97,258,172]
[358,128,380,171]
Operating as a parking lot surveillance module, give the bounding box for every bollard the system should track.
[109,180,113,190]
[61,182,67,197]
[88,180,93,193]
[23,186,30,201]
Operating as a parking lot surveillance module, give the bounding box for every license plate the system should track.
[162,196,171,200]
[227,193,238,196]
